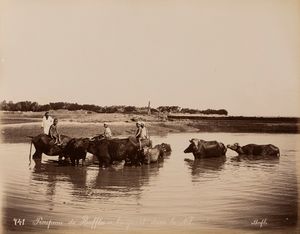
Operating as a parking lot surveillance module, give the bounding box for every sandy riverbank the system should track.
[0,110,198,143]
[1,110,299,143]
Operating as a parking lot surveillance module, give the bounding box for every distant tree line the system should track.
[0,100,228,115]
[157,106,228,115]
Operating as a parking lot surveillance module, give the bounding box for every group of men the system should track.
[41,112,149,146]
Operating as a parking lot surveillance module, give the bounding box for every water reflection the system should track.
[230,155,280,169]
[184,156,226,177]
[92,163,162,198]
[30,158,163,202]
[1,133,299,232]
[31,159,88,200]
[230,154,280,162]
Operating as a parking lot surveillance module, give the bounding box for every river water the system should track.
[1,132,299,233]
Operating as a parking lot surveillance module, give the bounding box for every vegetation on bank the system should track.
[0,100,228,116]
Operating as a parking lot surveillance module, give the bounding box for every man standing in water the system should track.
[103,122,112,139]
[41,111,53,135]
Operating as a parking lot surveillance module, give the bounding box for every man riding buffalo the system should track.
[29,120,152,167]
[49,118,62,145]
[135,121,149,150]
[28,134,72,165]
[103,122,112,139]
[29,117,70,164]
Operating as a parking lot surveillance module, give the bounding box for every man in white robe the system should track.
[103,123,112,139]
[41,112,53,135]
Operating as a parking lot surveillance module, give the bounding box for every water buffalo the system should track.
[158,143,172,156]
[64,138,90,166]
[29,134,72,165]
[143,142,172,164]
[227,143,280,157]
[143,145,164,164]
[184,139,227,159]
[88,136,152,167]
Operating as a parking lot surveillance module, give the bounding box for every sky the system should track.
[0,0,299,116]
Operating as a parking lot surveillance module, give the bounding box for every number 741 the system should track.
[13,218,25,226]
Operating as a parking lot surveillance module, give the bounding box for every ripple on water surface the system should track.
[0,133,299,232]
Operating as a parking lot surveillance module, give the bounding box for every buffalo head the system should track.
[226,143,240,152]
[184,139,199,154]
[160,143,171,154]
[143,146,151,164]
[89,134,105,141]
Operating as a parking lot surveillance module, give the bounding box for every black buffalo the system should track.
[184,139,227,159]
[88,136,152,167]
[29,134,72,165]
[158,143,172,156]
[227,143,280,157]
[64,138,90,166]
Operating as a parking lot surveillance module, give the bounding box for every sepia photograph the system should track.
[0,0,300,233]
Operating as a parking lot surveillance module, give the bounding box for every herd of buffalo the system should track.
[28,133,280,167]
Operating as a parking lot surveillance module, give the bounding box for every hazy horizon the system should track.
[1,0,300,117]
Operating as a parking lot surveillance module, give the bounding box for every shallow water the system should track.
[1,132,299,233]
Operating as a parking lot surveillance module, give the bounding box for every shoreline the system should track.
[1,120,299,144]
[1,111,299,143]
[0,121,198,144]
